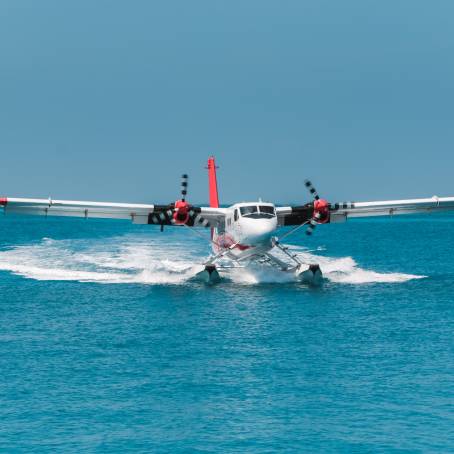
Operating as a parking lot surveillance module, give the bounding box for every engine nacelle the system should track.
[173,199,190,224]
[313,199,330,223]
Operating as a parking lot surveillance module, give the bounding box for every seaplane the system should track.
[1,156,454,285]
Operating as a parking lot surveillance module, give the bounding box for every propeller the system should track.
[172,174,211,228]
[173,174,191,224]
[149,173,211,229]
[304,179,330,236]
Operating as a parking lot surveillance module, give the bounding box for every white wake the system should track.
[0,236,425,285]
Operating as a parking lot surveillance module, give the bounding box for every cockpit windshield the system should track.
[259,206,275,217]
[240,206,258,216]
[240,205,275,219]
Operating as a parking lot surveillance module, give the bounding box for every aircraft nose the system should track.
[243,219,277,245]
[256,223,274,238]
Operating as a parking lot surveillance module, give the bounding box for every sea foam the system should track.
[0,236,425,285]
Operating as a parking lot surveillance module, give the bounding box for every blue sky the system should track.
[1,1,453,204]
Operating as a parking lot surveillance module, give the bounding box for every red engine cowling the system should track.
[173,200,190,224]
[313,199,330,223]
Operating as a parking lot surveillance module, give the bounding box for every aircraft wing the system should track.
[328,196,454,221]
[277,196,454,225]
[0,196,226,227]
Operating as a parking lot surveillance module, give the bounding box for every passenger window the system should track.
[234,209,238,222]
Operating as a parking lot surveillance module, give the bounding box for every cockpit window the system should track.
[240,205,275,219]
[259,205,275,217]
[240,206,258,216]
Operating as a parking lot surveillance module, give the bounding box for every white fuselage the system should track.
[213,202,278,259]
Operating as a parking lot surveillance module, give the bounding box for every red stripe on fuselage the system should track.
[215,233,252,251]
[0,197,7,206]
[236,244,252,251]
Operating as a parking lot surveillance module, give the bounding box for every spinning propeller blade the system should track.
[181,174,188,201]
[304,179,329,235]
[306,212,321,236]
[304,179,320,201]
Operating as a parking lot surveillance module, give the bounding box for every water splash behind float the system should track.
[0,236,425,285]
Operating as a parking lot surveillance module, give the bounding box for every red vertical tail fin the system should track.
[207,156,219,208]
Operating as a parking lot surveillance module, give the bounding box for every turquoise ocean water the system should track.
[0,214,453,452]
